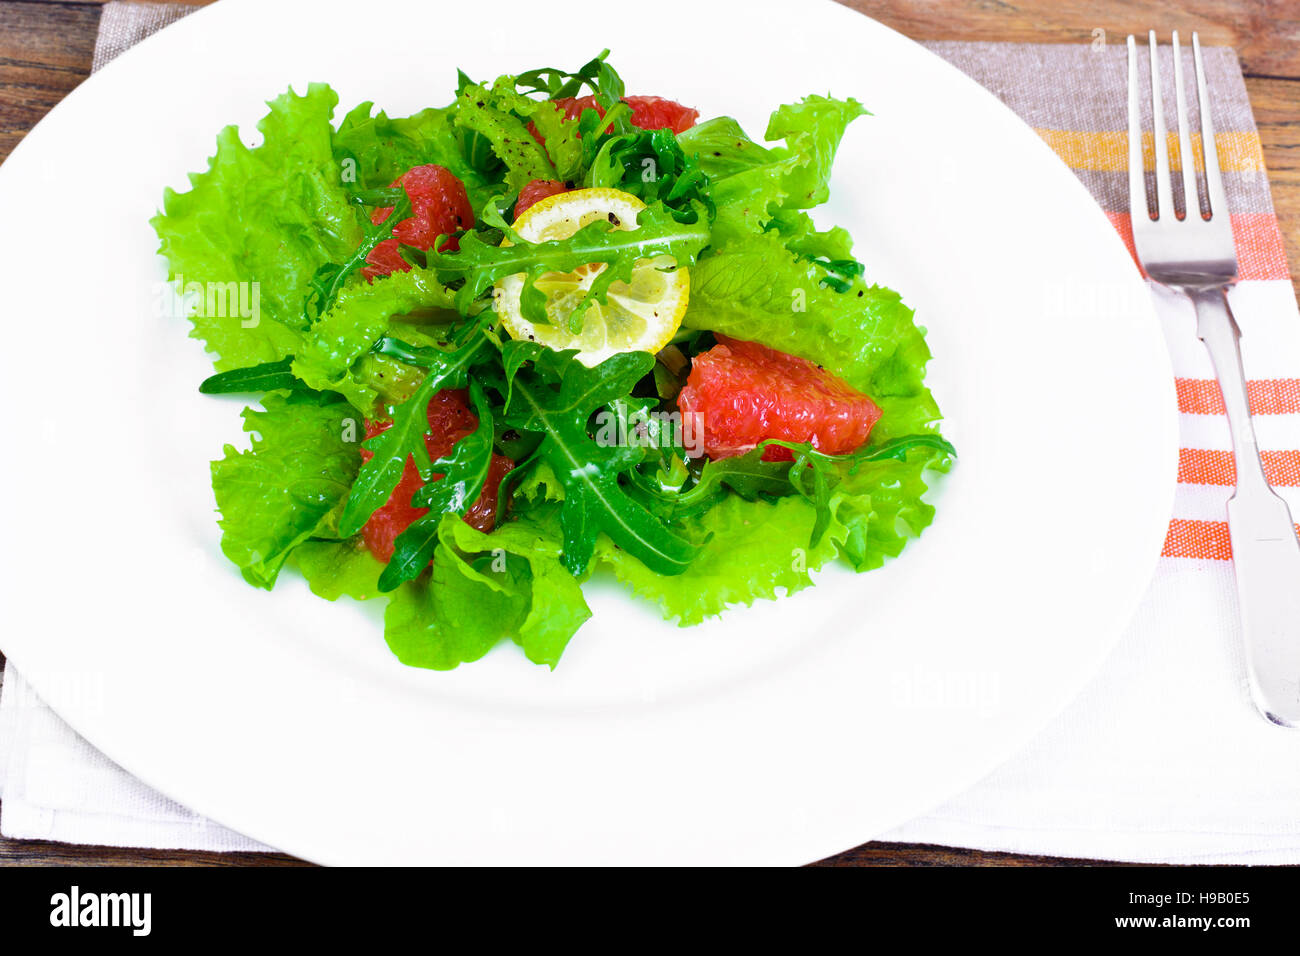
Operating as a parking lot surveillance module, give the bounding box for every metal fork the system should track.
[1129,31,1300,727]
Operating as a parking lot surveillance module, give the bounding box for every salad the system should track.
[152,53,953,670]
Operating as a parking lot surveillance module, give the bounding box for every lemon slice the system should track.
[493,187,690,366]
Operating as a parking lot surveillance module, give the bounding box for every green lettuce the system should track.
[599,441,950,624]
[291,265,460,412]
[683,232,939,440]
[152,85,363,371]
[333,101,493,209]
[384,511,590,669]
[292,537,385,601]
[680,95,866,245]
[211,395,364,589]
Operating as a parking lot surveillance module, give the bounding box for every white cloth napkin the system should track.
[0,663,271,851]
[881,282,1300,864]
[2,2,1297,862]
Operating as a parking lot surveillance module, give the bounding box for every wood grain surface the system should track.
[0,0,1295,868]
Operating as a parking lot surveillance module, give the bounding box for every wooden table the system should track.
[0,0,1294,868]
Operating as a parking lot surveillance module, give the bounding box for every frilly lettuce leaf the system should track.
[683,231,939,441]
[454,79,558,193]
[152,85,364,371]
[680,95,866,246]
[596,493,842,626]
[333,101,493,209]
[291,266,460,413]
[598,441,950,624]
[211,394,364,590]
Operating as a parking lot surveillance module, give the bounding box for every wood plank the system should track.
[0,1,98,161]
[0,834,309,866]
[813,841,1155,866]
[841,0,1300,79]
[1246,76,1300,293]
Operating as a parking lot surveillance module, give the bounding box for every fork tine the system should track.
[1148,31,1175,219]
[1171,32,1200,219]
[1127,35,1148,220]
[1192,32,1229,219]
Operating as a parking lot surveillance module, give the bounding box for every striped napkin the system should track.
[1,4,1297,862]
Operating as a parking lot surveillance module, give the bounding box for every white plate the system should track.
[0,0,1176,864]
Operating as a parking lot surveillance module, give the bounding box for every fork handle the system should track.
[1192,287,1300,726]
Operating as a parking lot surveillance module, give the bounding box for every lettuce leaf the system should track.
[680,95,865,246]
[152,85,364,371]
[596,493,842,626]
[598,441,950,624]
[454,79,558,192]
[292,537,385,601]
[383,511,590,670]
[211,395,364,589]
[683,232,939,441]
[332,102,496,212]
[291,265,460,412]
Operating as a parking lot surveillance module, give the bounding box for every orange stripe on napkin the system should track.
[1178,448,1300,486]
[1176,378,1300,415]
[1035,129,1265,174]
[1104,211,1289,281]
[1163,518,1234,559]
[1163,518,1300,560]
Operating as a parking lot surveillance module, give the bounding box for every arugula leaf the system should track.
[515,50,611,100]
[503,351,699,576]
[584,127,712,216]
[211,395,364,589]
[199,358,301,395]
[764,434,955,548]
[378,379,497,591]
[336,333,490,538]
[302,192,411,324]
[627,445,790,520]
[430,201,709,322]
[152,85,364,371]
